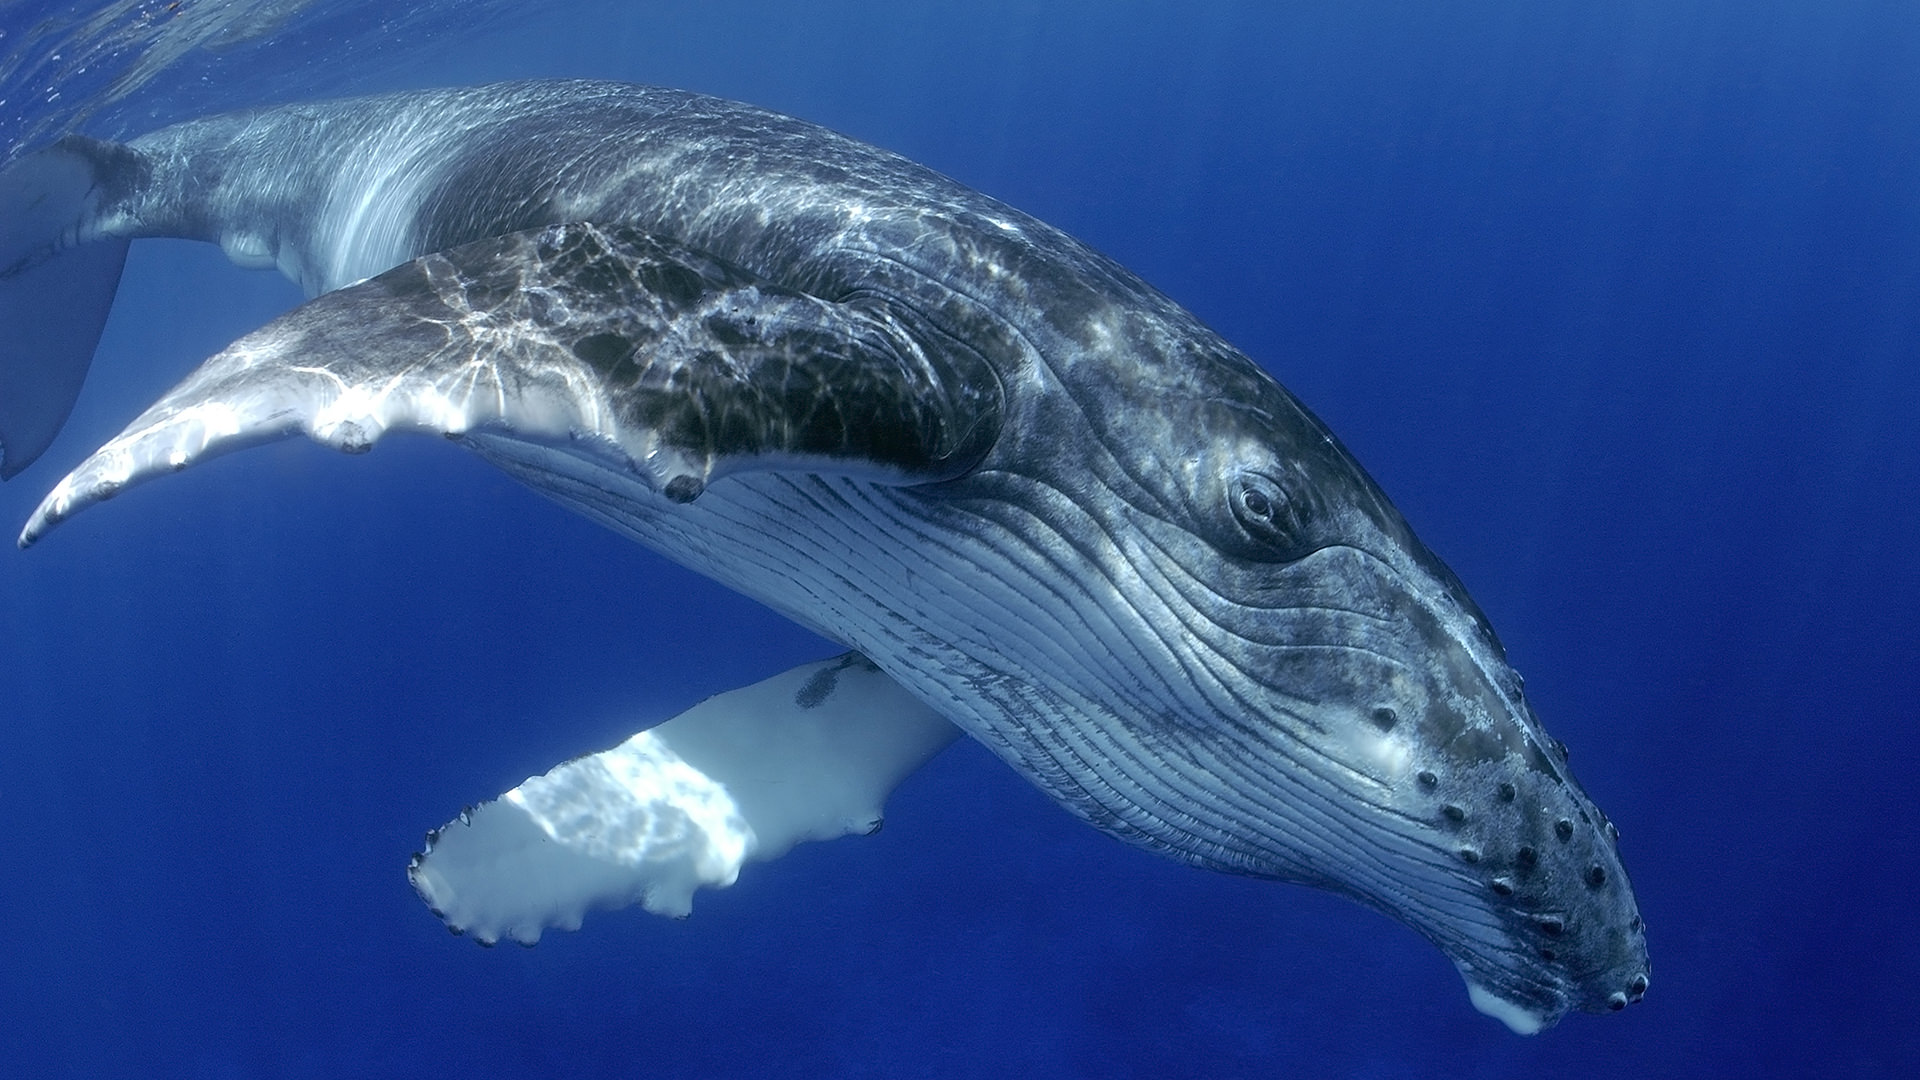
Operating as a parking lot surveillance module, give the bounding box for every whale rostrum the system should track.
[0,80,1647,1032]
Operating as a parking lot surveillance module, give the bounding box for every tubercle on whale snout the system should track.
[1112,673,1648,1031]
[1405,721,1651,1030]
[1173,541,1651,1031]
[1051,524,1649,1030]
[1367,566,1651,1028]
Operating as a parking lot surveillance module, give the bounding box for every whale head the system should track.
[1001,311,1652,1033]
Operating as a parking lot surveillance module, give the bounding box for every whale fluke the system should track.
[19,221,1003,546]
[0,137,148,478]
[409,653,958,944]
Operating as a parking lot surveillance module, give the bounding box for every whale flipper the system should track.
[408,653,959,944]
[0,137,148,478]
[20,221,1003,545]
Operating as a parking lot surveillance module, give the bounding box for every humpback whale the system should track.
[0,80,1647,1033]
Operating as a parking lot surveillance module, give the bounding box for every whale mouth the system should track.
[1466,953,1651,1030]
[1461,950,1651,1034]
[1443,848,1651,1033]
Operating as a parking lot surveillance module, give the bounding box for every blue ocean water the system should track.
[1,1,1916,1077]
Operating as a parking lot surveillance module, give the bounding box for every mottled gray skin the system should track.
[39,81,1646,1028]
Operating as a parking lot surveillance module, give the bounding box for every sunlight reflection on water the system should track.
[0,0,529,159]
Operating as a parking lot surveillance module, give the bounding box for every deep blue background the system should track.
[2,1,1917,1076]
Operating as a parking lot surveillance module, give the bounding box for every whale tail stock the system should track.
[0,136,148,479]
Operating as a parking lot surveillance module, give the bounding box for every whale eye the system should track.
[1223,468,1319,561]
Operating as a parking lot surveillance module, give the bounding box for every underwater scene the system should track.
[1,1,1915,1077]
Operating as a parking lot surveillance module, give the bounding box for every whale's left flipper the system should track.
[409,653,959,944]
[20,221,1003,545]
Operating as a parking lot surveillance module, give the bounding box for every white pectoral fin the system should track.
[408,653,960,945]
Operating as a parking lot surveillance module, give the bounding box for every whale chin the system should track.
[1466,981,1549,1036]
